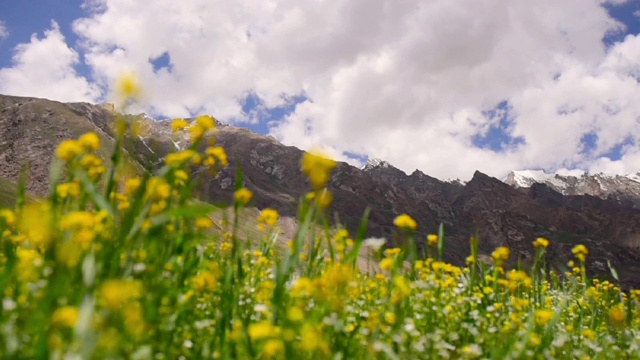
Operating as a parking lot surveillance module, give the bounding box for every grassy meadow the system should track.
[1,79,639,359]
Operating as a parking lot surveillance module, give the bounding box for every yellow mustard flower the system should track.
[171,118,189,132]
[195,217,214,229]
[393,214,417,231]
[51,306,79,328]
[248,321,280,340]
[234,188,253,205]
[491,246,510,265]
[427,234,438,246]
[301,151,337,189]
[535,309,554,326]
[78,132,101,151]
[533,237,550,248]
[116,72,141,101]
[572,244,589,262]
[56,139,84,161]
[100,279,142,310]
[609,304,626,326]
[258,208,279,227]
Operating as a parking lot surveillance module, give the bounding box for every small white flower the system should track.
[363,237,386,251]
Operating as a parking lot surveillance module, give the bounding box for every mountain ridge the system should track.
[3,94,640,286]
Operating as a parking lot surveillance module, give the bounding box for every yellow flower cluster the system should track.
[572,244,589,262]
[393,213,417,231]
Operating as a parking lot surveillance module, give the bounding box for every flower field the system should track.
[1,81,640,359]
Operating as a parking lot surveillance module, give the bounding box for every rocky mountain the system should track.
[505,170,640,208]
[3,94,640,287]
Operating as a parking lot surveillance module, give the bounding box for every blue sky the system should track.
[1,1,640,179]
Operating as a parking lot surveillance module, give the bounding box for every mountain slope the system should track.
[3,94,640,286]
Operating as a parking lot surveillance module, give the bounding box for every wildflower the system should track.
[171,118,189,132]
[301,151,337,189]
[78,132,101,151]
[427,234,438,246]
[248,321,280,340]
[56,182,81,199]
[609,304,626,326]
[51,306,79,328]
[195,217,214,229]
[0,209,16,227]
[146,177,171,200]
[205,146,228,166]
[535,309,554,326]
[125,177,142,195]
[364,237,386,252]
[533,237,550,248]
[234,188,253,205]
[116,72,141,101]
[56,140,84,161]
[196,115,216,130]
[263,339,284,358]
[582,328,596,341]
[380,258,395,271]
[100,279,142,310]
[491,246,510,265]
[258,208,279,227]
[460,344,482,359]
[315,188,333,209]
[165,150,198,167]
[393,214,417,231]
[572,244,589,262]
[60,211,95,230]
[191,271,217,292]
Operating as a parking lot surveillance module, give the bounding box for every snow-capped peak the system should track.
[363,158,392,171]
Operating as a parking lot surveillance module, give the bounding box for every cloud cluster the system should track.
[2,0,640,180]
[0,21,99,102]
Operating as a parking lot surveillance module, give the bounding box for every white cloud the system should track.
[0,21,8,40]
[0,21,100,102]
[4,1,640,180]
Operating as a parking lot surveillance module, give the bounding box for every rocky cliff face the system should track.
[3,94,640,286]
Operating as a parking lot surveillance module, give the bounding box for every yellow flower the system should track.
[196,115,216,130]
[205,146,229,166]
[171,118,189,132]
[301,151,337,189]
[116,72,141,101]
[195,217,214,229]
[125,177,142,195]
[60,211,95,230]
[146,177,171,200]
[393,214,417,231]
[0,209,16,227]
[380,257,395,271]
[315,188,333,209]
[165,150,198,167]
[234,188,253,205]
[258,208,279,227]
[191,271,217,292]
[51,306,79,328]
[427,234,438,246]
[78,132,101,151]
[491,246,510,265]
[56,182,81,199]
[100,279,142,310]
[609,304,626,326]
[534,309,554,326]
[582,328,596,341]
[572,244,589,262]
[248,321,280,340]
[56,140,84,161]
[262,339,284,358]
[533,237,550,248]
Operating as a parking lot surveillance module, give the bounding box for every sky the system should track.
[1,0,640,181]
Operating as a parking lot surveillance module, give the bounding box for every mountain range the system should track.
[2,94,640,287]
